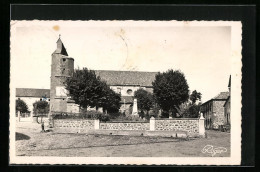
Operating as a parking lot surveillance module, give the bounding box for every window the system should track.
[63,58,66,62]
[127,89,133,95]
[117,87,121,94]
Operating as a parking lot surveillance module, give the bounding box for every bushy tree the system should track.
[134,89,153,116]
[187,103,201,118]
[103,87,121,113]
[66,68,106,109]
[187,90,202,118]
[66,68,120,113]
[175,102,189,117]
[152,69,189,118]
[175,90,202,118]
[33,100,49,115]
[16,99,29,113]
[190,90,202,104]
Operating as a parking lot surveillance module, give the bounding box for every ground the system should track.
[15,122,230,157]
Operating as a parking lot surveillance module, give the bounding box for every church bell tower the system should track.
[50,35,74,113]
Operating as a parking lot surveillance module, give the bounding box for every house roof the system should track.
[212,92,230,100]
[95,70,157,87]
[16,88,50,98]
[201,91,229,106]
[53,37,68,56]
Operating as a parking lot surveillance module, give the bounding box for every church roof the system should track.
[53,37,68,56]
[95,70,157,87]
[16,88,50,98]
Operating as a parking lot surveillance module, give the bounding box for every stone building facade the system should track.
[201,92,229,129]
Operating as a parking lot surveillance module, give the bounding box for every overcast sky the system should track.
[11,21,232,102]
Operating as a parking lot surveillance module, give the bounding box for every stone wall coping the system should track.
[54,119,95,121]
[101,121,149,123]
[154,118,199,120]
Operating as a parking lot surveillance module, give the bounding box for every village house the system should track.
[200,91,229,129]
[16,88,50,116]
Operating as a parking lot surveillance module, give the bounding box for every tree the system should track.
[190,90,202,104]
[175,90,202,118]
[187,103,201,118]
[33,100,49,115]
[16,99,29,113]
[66,68,120,112]
[175,102,189,117]
[102,87,121,113]
[134,88,153,116]
[152,69,189,118]
[66,68,107,109]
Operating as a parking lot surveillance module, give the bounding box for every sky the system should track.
[11,21,232,102]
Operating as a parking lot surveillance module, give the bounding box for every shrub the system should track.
[16,99,29,113]
[99,114,110,122]
[52,110,110,122]
[82,110,103,119]
[108,112,123,119]
[33,101,49,115]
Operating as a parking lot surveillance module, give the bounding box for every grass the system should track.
[15,122,230,157]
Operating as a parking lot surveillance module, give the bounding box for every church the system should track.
[16,37,157,115]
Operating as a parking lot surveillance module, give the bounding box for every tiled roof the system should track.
[95,70,157,87]
[213,92,230,100]
[201,91,229,106]
[120,96,134,104]
[16,88,50,98]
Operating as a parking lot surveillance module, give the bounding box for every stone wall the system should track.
[100,122,149,130]
[54,119,95,130]
[53,117,204,137]
[212,101,226,129]
[155,119,199,134]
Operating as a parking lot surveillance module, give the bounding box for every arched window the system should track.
[127,89,133,95]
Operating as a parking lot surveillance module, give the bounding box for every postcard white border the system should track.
[9,20,242,165]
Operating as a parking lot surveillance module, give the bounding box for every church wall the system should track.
[110,85,149,96]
